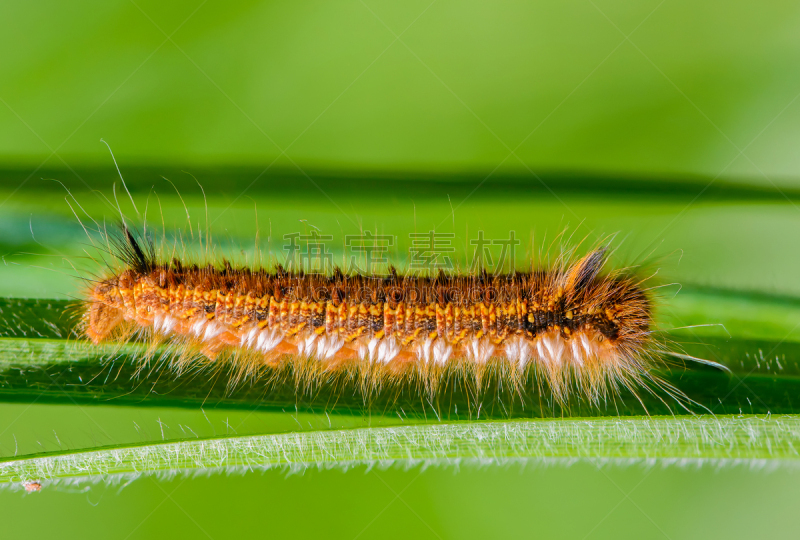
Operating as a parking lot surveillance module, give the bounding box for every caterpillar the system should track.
[79,227,708,410]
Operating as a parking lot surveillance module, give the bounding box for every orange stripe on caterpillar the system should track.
[82,229,657,404]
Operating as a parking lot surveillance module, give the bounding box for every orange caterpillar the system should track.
[82,229,691,406]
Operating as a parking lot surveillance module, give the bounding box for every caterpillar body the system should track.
[80,229,688,408]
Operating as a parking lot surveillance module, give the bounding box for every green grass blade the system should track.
[2,415,798,490]
[0,292,799,416]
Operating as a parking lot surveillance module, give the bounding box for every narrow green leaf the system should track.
[2,415,797,490]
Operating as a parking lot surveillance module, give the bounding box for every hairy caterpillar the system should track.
[78,227,712,410]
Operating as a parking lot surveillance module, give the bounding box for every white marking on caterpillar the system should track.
[191,319,206,338]
[468,338,495,365]
[154,314,165,333]
[203,322,223,341]
[366,338,379,363]
[579,333,594,360]
[241,326,259,348]
[377,337,400,364]
[300,334,318,357]
[161,316,177,335]
[316,336,344,360]
[256,329,281,353]
[570,339,585,367]
[540,333,565,367]
[432,339,453,366]
[416,338,433,365]
[505,337,531,371]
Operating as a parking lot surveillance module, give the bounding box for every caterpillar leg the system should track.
[324,346,360,371]
[385,350,418,375]
[85,302,123,344]
[260,340,301,367]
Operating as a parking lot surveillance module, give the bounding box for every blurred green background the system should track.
[3,0,800,179]
[3,0,800,537]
